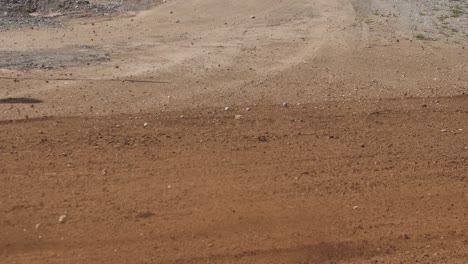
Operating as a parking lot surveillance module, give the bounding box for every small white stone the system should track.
[250,15,256,19]
[102,169,107,175]
[143,123,149,127]
[282,102,288,107]
[352,206,359,210]
[245,107,251,111]
[235,115,243,120]
[35,223,41,229]
[58,215,67,224]
[224,107,230,111]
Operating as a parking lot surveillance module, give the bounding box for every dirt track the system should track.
[1,97,468,263]
[0,0,466,120]
[0,0,467,263]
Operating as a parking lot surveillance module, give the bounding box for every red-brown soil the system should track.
[1,0,467,263]
[1,97,467,263]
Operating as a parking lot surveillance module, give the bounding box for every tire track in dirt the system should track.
[0,0,358,119]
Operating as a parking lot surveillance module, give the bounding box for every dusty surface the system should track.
[1,97,468,263]
[0,0,467,263]
[0,0,467,120]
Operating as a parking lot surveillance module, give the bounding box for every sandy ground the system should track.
[0,0,467,263]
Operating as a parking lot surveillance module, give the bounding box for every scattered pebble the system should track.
[282,102,288,107]
[58,215,67,224]
[143,123,149,127]
[224,106,230,111]
[235,115,243,120]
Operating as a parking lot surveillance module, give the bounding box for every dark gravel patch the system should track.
[371,0,468,41]
[0,0,161,31]
[0,45,111,70]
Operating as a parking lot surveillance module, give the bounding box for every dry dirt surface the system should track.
[1,98,468,264]
[0,0,468,263]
